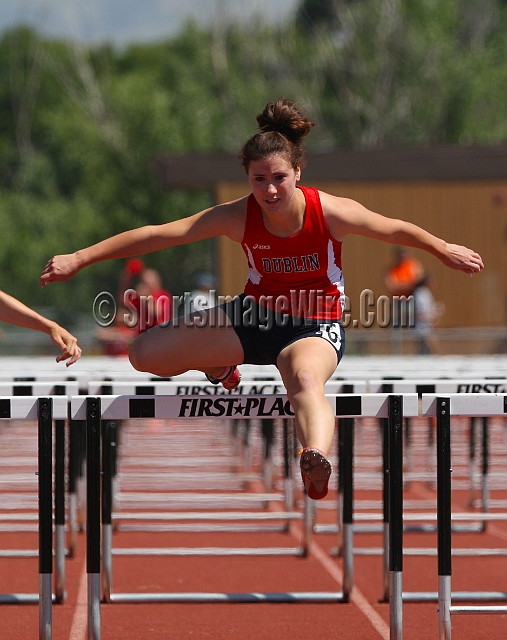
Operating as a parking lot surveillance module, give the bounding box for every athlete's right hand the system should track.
[40,253,81,286]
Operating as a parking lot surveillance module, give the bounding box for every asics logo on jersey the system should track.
[253,244,271,249]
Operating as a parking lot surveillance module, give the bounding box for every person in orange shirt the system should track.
[385,246,425,298]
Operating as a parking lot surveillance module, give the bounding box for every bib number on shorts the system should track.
[319,322,342,347]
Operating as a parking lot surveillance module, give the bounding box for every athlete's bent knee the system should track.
[284,369,323,403]
[128,334,151,372]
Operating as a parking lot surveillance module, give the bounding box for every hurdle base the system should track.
[451,605,507,614]
[117,523,294,533]
[111,547,305,557]
[315,523,484,535]
[0,593,47,604]
[108,591,345,603]
[403,591,507,602]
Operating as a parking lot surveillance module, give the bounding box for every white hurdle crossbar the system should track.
[71,392,418,640]
[86,379,368,396]
[422,394,507,640]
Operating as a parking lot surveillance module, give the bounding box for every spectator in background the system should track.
[127,266,173,334]
[117,257,145,307]
[97,261,172,355]
[95,306,137,356]
[189,272,217,314]
[385,246,425,298]
[413,274,443,355]
[0,289,81,365]
[386,246,425,329]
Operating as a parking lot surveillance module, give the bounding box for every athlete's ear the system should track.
[295,165,301,182]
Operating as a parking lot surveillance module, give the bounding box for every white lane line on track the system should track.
[263,480,390,640]
[69,560,87,640]
[287,515,389,640]
[309,540,390,640]
[488,523,507,542]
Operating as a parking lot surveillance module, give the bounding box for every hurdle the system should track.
[88,378,293,499]
[315,380,434,601]
[350,379,507,603]
[369,378,507,515]
[0,383,76,602]
[88,378,367,528]
[420,393,507,639]
[86,379,367,535]
[0,396,68,639]
[304,378,507,610]
[0,381,79,582]
[71,391,417,640]
[88,379,297,533]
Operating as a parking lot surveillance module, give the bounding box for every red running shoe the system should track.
[205,366,242,391]
[299,447,333,500]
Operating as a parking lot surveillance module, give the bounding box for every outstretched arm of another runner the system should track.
[320,193,484,276]
[0,290,82,365]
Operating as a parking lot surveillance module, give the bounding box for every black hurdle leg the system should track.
[340,417,354,602]
[381,416,390,602]
[109,421,120,532]
[388,395,403,640]
[38,398,53,640]
[337,383,354,560]
[282,419,293,520]
[102,419,114,603]
[68,420,80,557]
[381,383,394,602]
[481,417,489,530]
[427,416,435,484]
[78,420,87,532]
[54,417,66,603]
[404,418,412,486]
[86,398,101,640]
[468,417,476,508]
[336,418,344,557]
[242,419,251,471]
[437,397,452,640]
[262,418,275,491]
[54,384,66,603]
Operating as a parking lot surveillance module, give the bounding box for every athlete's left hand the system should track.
[442,244,484,276]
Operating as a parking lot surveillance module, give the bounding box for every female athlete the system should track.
[40,98,483,498]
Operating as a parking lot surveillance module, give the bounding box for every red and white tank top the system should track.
[241,186,345,321]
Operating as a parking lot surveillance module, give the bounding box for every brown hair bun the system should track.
[239,98,315,172]
[256,97,314,144]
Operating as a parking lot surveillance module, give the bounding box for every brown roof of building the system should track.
[151,144,507,189]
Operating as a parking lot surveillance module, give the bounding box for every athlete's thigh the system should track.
[129,307,244,374]
[276,337,338,393]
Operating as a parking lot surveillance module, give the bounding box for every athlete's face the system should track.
[247,154,301,213]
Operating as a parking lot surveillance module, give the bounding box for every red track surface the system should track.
[1,415,507,639]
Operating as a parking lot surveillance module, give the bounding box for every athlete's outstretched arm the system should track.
[40,200,246,286]
[0,290,82,365]
[321,192,484,276]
